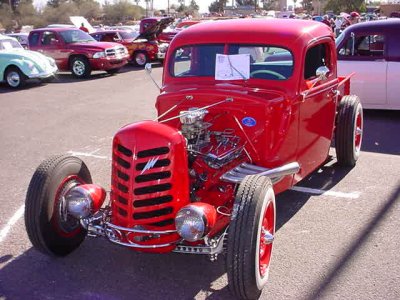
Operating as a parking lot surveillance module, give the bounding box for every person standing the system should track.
[79,23,89,33]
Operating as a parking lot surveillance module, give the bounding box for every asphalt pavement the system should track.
[0,65,399,300]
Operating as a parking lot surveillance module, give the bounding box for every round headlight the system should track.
[65,186,92,219]
[175,203,217,242]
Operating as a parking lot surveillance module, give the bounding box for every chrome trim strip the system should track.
[221,162,300,184]
[105,222,177,235]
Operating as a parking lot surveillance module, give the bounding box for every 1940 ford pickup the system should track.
[25,19,363,300]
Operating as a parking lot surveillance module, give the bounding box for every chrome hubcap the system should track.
[73,61,85,76]
[262,229,274,245]
[7,71,20,87]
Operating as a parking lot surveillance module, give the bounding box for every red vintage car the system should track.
[28,27,130,78]
[25,19,363,299]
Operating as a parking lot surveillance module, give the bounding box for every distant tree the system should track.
[46,0,68,9]
[75,0,101,21]
[209,0,227,13]
[0,3,14,31]
[301,0,313,13]
[236,0,255,5]
[103,0,143,24]
[1,0,21,11]
[42,1,78,24]
[188,0,199,11]
[324,0,365,14]
[14,0,45,27]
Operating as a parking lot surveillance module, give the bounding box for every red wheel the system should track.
[257,188,275,284]
[227,175,276,300]
[335,95,363,166]
[25,155,92,256]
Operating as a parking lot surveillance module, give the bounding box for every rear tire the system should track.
[226,175,276,300]
[70,56,91,78]
[335,95,363,167]
[25,155,92,256]
[5,66,26,88]
[133,51,148,67]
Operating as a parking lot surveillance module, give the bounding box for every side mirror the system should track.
[316,66,330,80]
[145,63,152,74]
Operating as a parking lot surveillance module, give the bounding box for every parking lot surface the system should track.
[0,65,399,300]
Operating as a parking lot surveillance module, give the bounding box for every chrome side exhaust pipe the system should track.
[221,162,300,184]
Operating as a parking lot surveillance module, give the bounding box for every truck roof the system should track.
[171,18,333,50]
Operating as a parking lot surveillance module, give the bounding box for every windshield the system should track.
[120,31,139,40]
[170,44,293,81]
[59,30,95,43]
[0,39,23,50]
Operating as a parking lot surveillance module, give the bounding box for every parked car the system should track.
[25,19,363,300]
[28,28,129,78]
[336,19,400,110]
[5,33,29,49]
[89,29,156,66]
[0,34,57,88]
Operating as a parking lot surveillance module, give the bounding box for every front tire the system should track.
[25,155,92,256]
[70,56,91,78]
[335,95,363,167]
[227,175,276,300]
[5,67,26,88]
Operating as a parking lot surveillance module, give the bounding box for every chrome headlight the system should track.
[175,203,216,242]
[93,51,106,59]
[65,184,106,219]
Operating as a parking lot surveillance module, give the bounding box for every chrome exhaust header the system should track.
[221,162,300,184]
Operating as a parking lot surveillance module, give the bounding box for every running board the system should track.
[220,162,300,184]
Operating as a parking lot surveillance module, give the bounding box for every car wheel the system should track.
[133,51,148,67]
[106,68,120,75]
[5,67,26,88]
[335,95,363,167]
[226,175,276,300]
[70,56,91,78]
[25,155,92,256]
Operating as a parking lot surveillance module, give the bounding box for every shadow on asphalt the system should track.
[305,185,400,299]
[362,110,400,156]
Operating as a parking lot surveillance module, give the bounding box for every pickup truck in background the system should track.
[28,27,129,78]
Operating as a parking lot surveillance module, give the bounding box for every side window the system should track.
[338,34,385,58]
[41,31,57,46]
[91,34,101,41]
[304,43,329,80]
[29,32,40,47]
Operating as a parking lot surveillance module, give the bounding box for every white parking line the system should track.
[290,186,361,199]
[67,150,111,160]
[0,204,25,243]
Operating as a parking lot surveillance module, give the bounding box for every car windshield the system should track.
[120,31,139,40]
[171,44,293,81]
[0,39,23,50]
[59,30,96,43]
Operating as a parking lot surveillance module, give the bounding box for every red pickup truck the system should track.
[28,27,130,78]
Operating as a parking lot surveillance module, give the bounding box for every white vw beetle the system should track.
[0,34,58,88]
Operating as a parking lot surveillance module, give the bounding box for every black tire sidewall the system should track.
[227,175,276,300]
[335,95,363,166]
[25,155,92,256]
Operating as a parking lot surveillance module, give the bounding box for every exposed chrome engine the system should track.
[179,107,244,169]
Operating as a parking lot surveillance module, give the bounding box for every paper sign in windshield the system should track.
[215,54,250,80]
